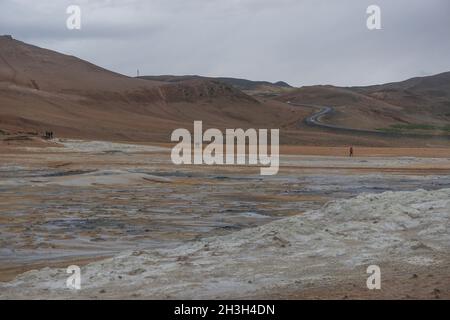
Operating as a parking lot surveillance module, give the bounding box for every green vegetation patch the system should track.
[376,123,450,134]
[391,124,437,130]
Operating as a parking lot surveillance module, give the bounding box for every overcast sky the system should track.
[1,0,449,87]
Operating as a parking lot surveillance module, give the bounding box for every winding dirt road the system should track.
[287,101,450,140]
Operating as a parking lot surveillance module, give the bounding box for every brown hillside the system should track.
[0,36,306,143]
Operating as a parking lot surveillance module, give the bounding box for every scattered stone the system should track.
[127,268,146,276]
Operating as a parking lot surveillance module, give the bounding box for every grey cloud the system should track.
[0,0,449,86]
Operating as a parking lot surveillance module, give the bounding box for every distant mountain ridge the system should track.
[277,71,450,133]
[138,75,293,96]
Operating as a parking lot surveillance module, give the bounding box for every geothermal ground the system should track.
[0,139,449,299]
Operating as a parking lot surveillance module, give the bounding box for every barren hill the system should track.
[0,35,164,93]
[0,36,305,143]
[278,73,450,135]
[1,36,449,147]
[139,75,293,97]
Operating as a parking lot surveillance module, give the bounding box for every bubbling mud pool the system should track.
[1,140,450,281]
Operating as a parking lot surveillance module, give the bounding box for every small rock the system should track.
[127,268,146,276]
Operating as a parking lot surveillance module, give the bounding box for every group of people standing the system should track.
[44,131,54,139]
